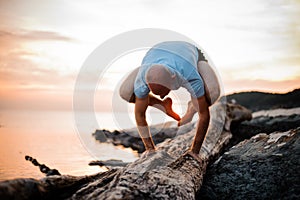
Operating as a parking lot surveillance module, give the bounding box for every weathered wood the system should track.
[0,102,252,200]
[0,170,118,200]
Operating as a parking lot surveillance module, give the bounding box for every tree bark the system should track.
[0,102,252,200]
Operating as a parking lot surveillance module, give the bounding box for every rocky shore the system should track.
[92,109,300,199]
[0,102,299,199]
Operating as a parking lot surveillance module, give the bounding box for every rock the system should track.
[89,159,130,168]
[227,114,300,153]
[93,129,109,142]
[225,103,252,130]
[93,121,195,153]
[25,155,61,176]
[198,127,300,200]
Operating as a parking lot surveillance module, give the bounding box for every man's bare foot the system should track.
[163,97,181,121]
[178,113,194,126]
[178,101,196,126]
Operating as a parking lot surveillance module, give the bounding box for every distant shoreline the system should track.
[226,88,300,111]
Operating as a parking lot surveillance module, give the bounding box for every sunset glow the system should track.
[0,0,299,111]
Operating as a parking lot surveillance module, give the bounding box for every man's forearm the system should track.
[190,111,210,154]
[135,115,156,150]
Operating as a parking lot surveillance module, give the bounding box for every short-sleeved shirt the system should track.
[134,41,205,99]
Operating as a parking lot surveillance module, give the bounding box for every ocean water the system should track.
[0,110,139,181]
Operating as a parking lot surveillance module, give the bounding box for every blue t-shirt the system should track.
[134,41,205,98]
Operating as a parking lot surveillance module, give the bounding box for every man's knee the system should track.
[119,86,134,103]
[119,67,140,103]
[197,61,221,105]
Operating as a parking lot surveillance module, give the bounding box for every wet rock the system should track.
[93,121,195,153]
[25,155,61,176]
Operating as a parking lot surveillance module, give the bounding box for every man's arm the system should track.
[190,95,210,154]
[135,96,156,150]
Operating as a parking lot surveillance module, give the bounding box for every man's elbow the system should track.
[135,112,147,126]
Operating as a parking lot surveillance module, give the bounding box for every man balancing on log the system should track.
[119,41,220,159]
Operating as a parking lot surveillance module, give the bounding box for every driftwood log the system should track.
[0,102,252,200]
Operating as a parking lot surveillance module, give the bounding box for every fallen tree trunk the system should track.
[0,102,252,200]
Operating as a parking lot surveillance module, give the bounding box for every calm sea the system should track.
[0,110,140,181]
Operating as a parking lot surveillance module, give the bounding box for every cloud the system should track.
[282,1,300,55]
[0,29,75,42]
[0,28,77,84]
[0,29,76,59]
[0,28,78,111]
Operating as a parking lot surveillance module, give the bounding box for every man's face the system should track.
[148,83,170,99]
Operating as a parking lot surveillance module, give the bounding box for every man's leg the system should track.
[178,100,197,126]
[197,61,221,105]
[119,67,140,103]
[177,60,219,126]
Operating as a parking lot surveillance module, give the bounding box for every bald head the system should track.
[145,65,173,89]
[145,65,174,99]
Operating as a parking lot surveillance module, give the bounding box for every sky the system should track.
[0,0,299,111]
